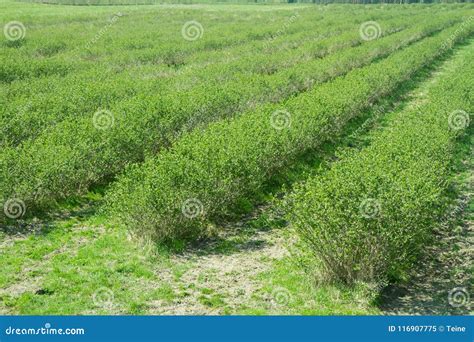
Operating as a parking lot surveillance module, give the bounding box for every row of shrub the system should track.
[5,10,400,148]
[1,14,456,220]
[287,40,473,285]
[1,8,300,80]
[104,23,473,242]
[1,3,378,84]
[3,9,407,146]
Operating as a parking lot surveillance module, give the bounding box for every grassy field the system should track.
[0,0,472,315]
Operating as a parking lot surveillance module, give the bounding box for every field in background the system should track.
[16,0,474,5]
[0,0,472,314]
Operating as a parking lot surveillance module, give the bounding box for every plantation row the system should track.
[16,0,474,5]
[1,7,309,81]
[3,4,461,85]
[288,41,473,285]
[104,23,473,241]
[0,14,462,221]
[1,4,394,83]
[4,5,449,145]
[3,9,416,145]
[1,8,360,96]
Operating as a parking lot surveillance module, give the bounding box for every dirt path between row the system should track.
[148,210,290,314]
[380,172,473,315]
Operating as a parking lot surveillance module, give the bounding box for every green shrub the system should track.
[105,23,473,242]
[287,42,473,285]
[3,11,454,215]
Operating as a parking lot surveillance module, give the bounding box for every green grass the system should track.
[1,1,473,315]
[0,197,382,314]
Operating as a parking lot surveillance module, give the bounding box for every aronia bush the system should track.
[104,24,473,242]
[287,42,473,285]
[2,15,457,215]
